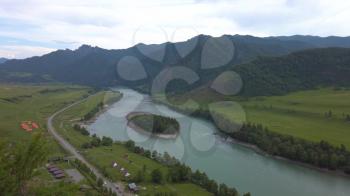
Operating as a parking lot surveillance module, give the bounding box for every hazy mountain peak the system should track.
[74,44,102,56]
[0,58,9,64]
[77,44,93,50]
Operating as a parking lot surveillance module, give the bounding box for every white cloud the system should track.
[0,0,350,58]
[0,45,55,59]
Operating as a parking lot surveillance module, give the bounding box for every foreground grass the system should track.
[54,90,212,196]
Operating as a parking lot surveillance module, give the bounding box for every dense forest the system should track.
[234,47,350,96]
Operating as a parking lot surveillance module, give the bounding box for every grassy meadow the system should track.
[160,87,350,148]
[239,88,350,148]
[0,84,90,151]
[0,84,97,194]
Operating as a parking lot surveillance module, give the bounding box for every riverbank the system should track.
[223,136,350,178]
[81,91,123,126]
[152,98,350,178]
[126,111,179,139]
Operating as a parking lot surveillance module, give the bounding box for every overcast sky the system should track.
[0,0,349,59]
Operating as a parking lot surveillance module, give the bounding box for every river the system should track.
[89,88,350,196]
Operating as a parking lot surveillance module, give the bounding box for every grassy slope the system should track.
[238,88,350,147]
[0,84,90,152]
[54,91,212,196]
[162,87,350,148]
[0,84,94,194]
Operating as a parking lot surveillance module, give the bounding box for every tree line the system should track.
[73,124,90,136]
[73,159,117,196]
[231,123,350,173]
[81,134,113,149]
[83,102,104,121]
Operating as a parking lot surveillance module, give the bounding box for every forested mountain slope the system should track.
[235,47,350,96]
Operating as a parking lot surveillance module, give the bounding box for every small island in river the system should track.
[126,112,180,139]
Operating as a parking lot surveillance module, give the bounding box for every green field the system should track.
[0,84,98,194]
[0,84,90,150]
[159,88,350,148]
[238,88,350,148]
[54,90,212,195]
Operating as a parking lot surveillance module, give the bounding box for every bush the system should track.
[151,169,163,184]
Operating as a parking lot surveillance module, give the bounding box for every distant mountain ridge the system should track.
[273,35,350,48]
[1,34,350,95]
[0,58,9,64]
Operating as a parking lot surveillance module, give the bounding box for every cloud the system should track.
[0,0,350,58]
[0,45,55,59]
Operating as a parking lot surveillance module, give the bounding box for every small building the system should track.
[48,167,60,172]
[54,173,65,179]
[112,162,118,168]
[125,172,130,177]
[52,170,64,175]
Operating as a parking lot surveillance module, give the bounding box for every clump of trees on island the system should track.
[129,113,180,134]
[124,140,249,196]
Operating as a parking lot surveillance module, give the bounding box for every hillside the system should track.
[0,58,8,64]
[1,34,350,92]
[234,47,350,96]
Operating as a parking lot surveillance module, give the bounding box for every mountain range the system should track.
[0,58,8,64]
[1,34,350,96]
